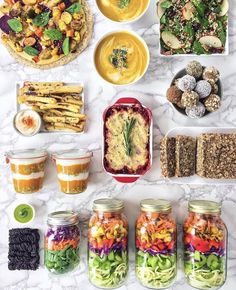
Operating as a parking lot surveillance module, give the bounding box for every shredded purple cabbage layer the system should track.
[88,242,126,256]
[46,225,80,242]
[185,243,225,257]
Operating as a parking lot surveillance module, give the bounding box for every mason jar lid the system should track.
[93,198,124,212]
[140,199,172,212]
[189,200,221,214]
[47,211,79,226]
[52,149,92,160]
[5,149,47,159]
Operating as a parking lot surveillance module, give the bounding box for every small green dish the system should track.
[14,203,35,224]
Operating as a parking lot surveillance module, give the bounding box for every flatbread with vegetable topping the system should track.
[0,0,93,69]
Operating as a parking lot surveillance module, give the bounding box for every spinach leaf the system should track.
[23,46,39,56]
[44,29,62,40]
[160,0,172,9]
[7,19,22,33]
[174,20,181,34]
[219,15,228,23]
[217,21,226,45]
[197,15,209,27]
[212,6,221,13]
[62,37,70,55]
[160,14,167,25]
[32,12,50,27]
[184,23,194,38]
[193,40,206,55]
[66,3,81,13]
[192,0,206,17]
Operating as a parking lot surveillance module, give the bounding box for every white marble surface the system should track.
[0,1,236,289]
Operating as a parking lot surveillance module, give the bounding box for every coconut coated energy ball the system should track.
[177,75,196,91]
[185,103,206,119]
[195,80,212,99]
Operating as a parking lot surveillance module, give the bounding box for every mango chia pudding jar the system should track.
[52,149,93,194]
[5,149,47,193]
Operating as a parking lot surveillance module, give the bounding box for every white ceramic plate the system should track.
[16,81,85,135]
[165,127,236,185]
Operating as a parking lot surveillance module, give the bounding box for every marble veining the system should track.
[0,0,236,289]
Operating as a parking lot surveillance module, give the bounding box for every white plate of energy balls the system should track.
[166,61,222,119]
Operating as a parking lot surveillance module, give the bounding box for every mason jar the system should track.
[135,199,177,288]
[44,211,80,274]
[183,200,227,289]
[88,199,128,288]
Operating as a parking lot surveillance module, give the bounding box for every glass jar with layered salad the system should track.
[44,211,80,274]
[183,200,227,290]
[135,199,177,288]
[88,199,128,288]
[52,149,93,194]
[5,149,47,193]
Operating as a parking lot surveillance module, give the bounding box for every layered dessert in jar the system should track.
[5,149,47,193]
[52,149,92,194]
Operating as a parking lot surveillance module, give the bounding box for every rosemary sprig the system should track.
[123,118,136,156]
[118,0,131,9]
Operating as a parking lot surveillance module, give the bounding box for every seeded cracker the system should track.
[175,136,196,177]
[196,133,236,179]
[160,137,176,178]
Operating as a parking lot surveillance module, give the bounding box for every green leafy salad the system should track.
[157,0,228,55]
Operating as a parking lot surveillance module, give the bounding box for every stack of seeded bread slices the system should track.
[160,136,196,178]
[160,133,236,179]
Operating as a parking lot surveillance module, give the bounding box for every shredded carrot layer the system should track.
[88,212,128,250]
[136,212,176,252]
[45,238,79,251]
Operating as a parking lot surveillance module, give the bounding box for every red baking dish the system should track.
[102,97,153,183]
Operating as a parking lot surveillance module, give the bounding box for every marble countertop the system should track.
[0,1,236,289]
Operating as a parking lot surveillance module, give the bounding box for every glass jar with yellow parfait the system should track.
[5,149,47,193]
[88,198,128,289]
[183,200,227,290]
[135,199,177,289]
[52,149,92,194]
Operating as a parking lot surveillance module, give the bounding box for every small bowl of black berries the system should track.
[166,61,222,119]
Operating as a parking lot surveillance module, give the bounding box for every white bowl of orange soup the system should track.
[95,0,150,24]
[94,30,150,86]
